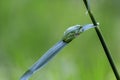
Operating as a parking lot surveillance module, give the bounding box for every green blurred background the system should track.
[0,0,120,80]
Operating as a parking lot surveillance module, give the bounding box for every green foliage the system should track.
[0,0,120,80]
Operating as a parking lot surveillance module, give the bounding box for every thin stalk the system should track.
[83,0,120,79]
[20,41,67,80]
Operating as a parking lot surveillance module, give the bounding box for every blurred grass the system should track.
[0,0,120,80]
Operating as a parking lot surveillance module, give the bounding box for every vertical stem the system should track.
[95,27,120,80]
[83,0,120,79]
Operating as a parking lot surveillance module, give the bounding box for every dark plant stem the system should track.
[83,0,120,80]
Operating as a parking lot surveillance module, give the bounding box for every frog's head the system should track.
[62,25,82,43]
